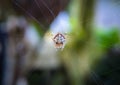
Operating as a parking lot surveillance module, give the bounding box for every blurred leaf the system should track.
[95,28,120,50]
[32,21,46,37]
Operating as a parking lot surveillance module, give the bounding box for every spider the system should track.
[52,32,66,50]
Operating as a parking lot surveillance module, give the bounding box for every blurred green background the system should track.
[0,0,120,85]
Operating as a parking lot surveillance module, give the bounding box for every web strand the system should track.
[34,0,48,23]
[41,0,55,19]
[90,71,105,85]
[34,0,55,22]
[12,0,47,29]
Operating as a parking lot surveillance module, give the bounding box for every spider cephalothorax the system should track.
[52,32,66,50]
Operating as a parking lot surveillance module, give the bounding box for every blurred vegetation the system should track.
[95,28,120,50]
[59,0,120,85]
[1,0,120,85]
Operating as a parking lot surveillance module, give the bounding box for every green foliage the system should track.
[32,21,46,37]
[95,28,120,50]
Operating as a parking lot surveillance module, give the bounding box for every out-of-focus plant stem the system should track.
[79,0,95,40]
[61,0,96,85]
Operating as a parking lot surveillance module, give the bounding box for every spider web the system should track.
[12,0,62,29]
[11,0,120,85]
[12,0,104,85]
